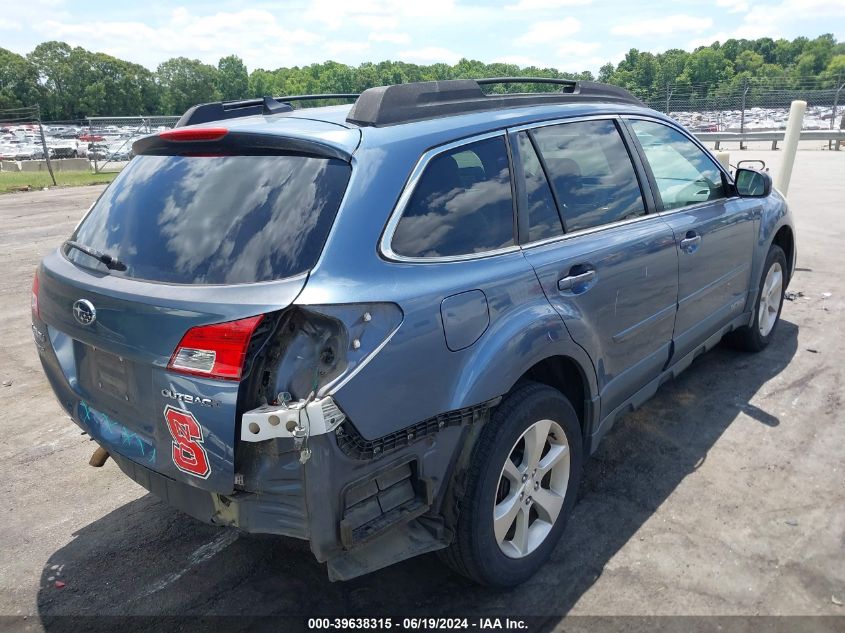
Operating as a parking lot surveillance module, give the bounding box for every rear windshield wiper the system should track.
[64,240,127,272]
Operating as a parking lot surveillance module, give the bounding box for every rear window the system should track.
[68,154,351,284]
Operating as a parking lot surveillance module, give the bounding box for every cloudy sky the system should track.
[1,0,843,74]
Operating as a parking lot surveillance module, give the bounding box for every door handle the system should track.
[558,269,596,291]
[680,232,701,253]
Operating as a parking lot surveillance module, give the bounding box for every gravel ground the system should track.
[0,150,843,630]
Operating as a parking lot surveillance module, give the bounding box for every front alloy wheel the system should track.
[758,260,784,337]
[728,243,787,352]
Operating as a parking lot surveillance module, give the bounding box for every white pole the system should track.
[775,100,806,195]
[715,151,730,172]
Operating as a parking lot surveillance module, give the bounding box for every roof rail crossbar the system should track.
[346,78,644,127]
[476,77,579,92]
[277,93,360,103]
[175,94,360,128]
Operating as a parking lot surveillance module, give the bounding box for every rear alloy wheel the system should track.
[728,244,787,352]
[439,382,582,586]
[494,418,570,559]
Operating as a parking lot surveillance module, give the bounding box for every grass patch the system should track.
[0,170,117,194]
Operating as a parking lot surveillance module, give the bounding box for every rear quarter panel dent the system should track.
[447,299,598,412]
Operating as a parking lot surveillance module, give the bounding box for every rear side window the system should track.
[391,136,515,258]
[531,120,645,233]
[69,154,351,284]
[515,131,563,242]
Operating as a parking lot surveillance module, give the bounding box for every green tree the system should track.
[6,34,844,120]
[156,57,219,114]
[217,55,249,100]
[0,48,41,110]
[597,62,614,83]
[753,37,777,64]
[680,48,734,85]
[248,68,282,97]
[824,54,845,79]
[656,49,690,87]
[735,50,764,74]
[27,41,76,119]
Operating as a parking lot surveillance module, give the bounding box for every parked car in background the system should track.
[86,143,110,160]
[32,78,795,586]
[48,138,83,158]
[0,138,42,160]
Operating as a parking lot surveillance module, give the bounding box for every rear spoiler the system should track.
[132,129,354,162]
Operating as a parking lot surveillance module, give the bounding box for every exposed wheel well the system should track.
[772,225,794,280]
[517,356,588,437]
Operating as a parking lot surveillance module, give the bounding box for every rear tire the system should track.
[729,244,787,352]
[439,382,583,586]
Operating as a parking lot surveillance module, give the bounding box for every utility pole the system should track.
[831,72,843,151]
[88,118,99,174]
[739,77,749,150]
[36,106,57,187]
[665,82,673,115]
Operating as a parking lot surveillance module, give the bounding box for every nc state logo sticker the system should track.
[164,405,211,479]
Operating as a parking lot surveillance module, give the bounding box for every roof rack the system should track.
[345,78,643,127]
[476,77,579,90]
[277,93,360,103]
[175,93,360,128]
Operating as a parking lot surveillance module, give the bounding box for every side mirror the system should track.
[735,168,772,197]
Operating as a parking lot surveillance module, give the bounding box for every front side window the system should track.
[629,119,726,211]
[391,136,515,258]
[531,120,646,233]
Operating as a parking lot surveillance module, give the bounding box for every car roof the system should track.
[157,79,674,159]
[214,100,667,155]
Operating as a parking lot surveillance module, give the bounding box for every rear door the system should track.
[35,151,352,493]
[513,118,679,419]
[625,118,758,360]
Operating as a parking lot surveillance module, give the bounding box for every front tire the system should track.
[729,244,787,352]
[439,382,583,586]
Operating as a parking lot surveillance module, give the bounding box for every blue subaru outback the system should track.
[32,78,795,586]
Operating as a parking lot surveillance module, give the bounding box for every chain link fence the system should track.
[5,74,844,177]
[0,105,59,183]
[85,116,180,172]
[640,77,845,141]
[2,112,180,175]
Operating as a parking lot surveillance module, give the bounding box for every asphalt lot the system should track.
[0,150,843,628]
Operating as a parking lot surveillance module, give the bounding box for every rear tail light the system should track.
[31,271,40,320]
[168,315,264,381]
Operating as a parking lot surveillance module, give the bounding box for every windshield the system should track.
[69,154,351,285]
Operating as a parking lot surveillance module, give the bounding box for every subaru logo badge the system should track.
[73,299,97,326]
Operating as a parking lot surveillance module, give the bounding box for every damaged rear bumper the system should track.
[112,413,481,581]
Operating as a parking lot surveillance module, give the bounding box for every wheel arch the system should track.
[746,193,795,317]
[771,224,795,281]
[512,355,594,444]
[448,301,599,434]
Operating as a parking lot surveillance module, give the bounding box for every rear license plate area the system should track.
[77,343,137,404]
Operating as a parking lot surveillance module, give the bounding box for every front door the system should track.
[626,118,758,360]
[512,119,679,419]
